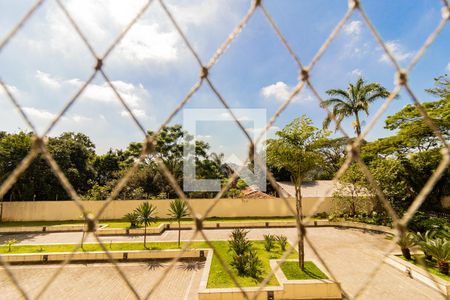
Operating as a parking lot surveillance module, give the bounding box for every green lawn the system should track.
[399,255,450,282]
[0,240,300,288]
[280,261,328,280]
[0,220,86,227]
[0,216,297,229]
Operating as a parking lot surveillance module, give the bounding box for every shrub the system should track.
[396,232,415,260]
[422,238,450,275]
[263,234,275,252]
[230,253,248,276]
[276,235,288,251]
[314,212,328,219]
[228,229,262,278]
[246,250,262,279]
[4,239,17,252]
[236,179,248,190]
[228,229,251,256]
[408,212,448,232]
[413,230,437,260]
[124,211,140,228]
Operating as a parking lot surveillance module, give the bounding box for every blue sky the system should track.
[0,0,449,162]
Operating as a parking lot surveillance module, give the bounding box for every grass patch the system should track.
[399,255,450,282]
[280,261,328,280]
[0,240,297,288]
[0,220,86,227]
[0,217,297,229]
[206,241,297,288]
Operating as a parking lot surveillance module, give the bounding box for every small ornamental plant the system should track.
[5,239,17,252]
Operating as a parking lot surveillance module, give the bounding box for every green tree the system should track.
[321,78,389,136]
[317,137,350,179]
[333,164,370,216]
[168,198,189,247]
[135,202,158,248]
[0,132,96,200]
[266,115,327,270]
[361,92,450,212]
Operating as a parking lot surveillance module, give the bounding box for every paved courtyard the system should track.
[0,261,203,300]
[0,227,444,299]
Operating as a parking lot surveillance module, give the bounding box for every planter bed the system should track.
[385,254,450,298]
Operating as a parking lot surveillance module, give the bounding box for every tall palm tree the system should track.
[135,202,157,248]
[321,78,389,136]
[168,198,189,247]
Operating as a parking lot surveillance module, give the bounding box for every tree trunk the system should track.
[438,261,449,275]
[401,247,411,260]
[295,179,305,271]
[354,112,361,136]
[178,220,181,247]
[144,225,147,248]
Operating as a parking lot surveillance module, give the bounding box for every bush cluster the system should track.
[228,229,262,278]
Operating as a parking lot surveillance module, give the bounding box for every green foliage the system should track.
[263,234,275,252]
[267,116,328,269]
[0,125,230,201]
[333,164,372,215]
[397,232,415,249]
[413,230,437,259]
[124,212,139,228]
[168,198,189,247]
[267,115,328,187]
[321,77,389,136]
[134,202,158,247]
[245,250,263,279]
[4,239,17,252]
[135,202,157,227]
[396,232,415,261]
[236,179,248,190]
[422,238,450,275]
[228,229,251,256]
[361,90,450,212]
[276,235,288,251]
[280,261,328,280]
[316,137,349,179]
[168,198,189,221]
[408,212,448,232]
[0,132,95,200]
[228,229,262,278]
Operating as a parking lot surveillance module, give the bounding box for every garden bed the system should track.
[199,255,341,300]
[280,261,328,280]
[385,254,450,297]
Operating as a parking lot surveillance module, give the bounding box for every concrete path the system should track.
[0,227,444,299]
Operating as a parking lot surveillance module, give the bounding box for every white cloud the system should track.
[120,108,147,119]
[118,24,178,62]
[21,107,94,125]
[72,114,91,123]
[34,72,150,113]
[261,81,313,104]
[447,62,450,72]
[35,70,61,89]
[22,107,57,121]
[23,0,233,66]
[380,41,414,63]
[344,21,362,36]
[350,68,362,77]
[261,81,290,102]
